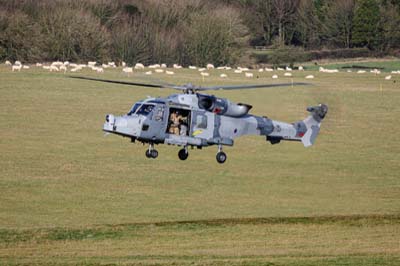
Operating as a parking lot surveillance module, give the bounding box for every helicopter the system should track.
[72,76,328,163]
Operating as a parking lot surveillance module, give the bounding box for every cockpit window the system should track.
[127,103,141,116]
[136,104,155,115]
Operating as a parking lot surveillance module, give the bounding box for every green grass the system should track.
[0,61,400,265]
[304,59,400,72]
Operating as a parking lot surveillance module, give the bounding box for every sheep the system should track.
[108,62,116,68]
[305,75,314,79]
[166,70,175,75]
[70,67,81,72]
[102,64,109,69]
[284,72,292,77]
[63,61,69,66]
[319,67,339,73]
[225,67,232,70]
[217,66,225,70]
[206,63,214,69]
[5,60,12,66]
[95,67,104,73]
[88,61,97,66]
[12,64,22,72]
[145,71,152,75]
[155,69,164,73]
[391,70,400,74]
[122,67,133,73]
[234,69,242,74]
[36,63,43,67]
[245,72,254,78]
[370,69,381,75]
[122,62,126,67]
[385,75,392,80]
[50,65,59,72]
[347,70,352,73]
[237,67,249,71]
[52,61,63,66]
[161,63,167,68]
[258,68,264,72]
[148,64,160,69]
[298,66,304,71]
[59,65,67,73]
[134,63,145,69]
[189,66,197,70]
[286,66,292,71]
[22,65,30,69]
[220,73,228,78]
[43,66,51,70]
[198,68,206,72]
[200,72,210,77]
[272,75,278,79]
[265,67,274,72]
[173,64,182,69]
[357,70,366,74]
[277,67,284,71]
[15,61,22,66]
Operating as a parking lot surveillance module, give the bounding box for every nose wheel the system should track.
[216,145,227,164]
[145,144,158,159]
[178,147,189,160]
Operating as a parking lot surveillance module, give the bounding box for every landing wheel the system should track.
[151,149,158,159]
[216,152,227,164]
[178,148,189,160]
[145,150,152,158]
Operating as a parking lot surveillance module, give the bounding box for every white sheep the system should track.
[198,68,206,72]
[12,64,22,72]
[370,69,381,75]
[5,60,12,66]
[145,71,152,75]
[155,69,164,73]
[50,65,59,72]
[102,64,109,69]
[220,73,228,78]
[206,63,214,69]
[272,75,278,79]
[43,66,50,70]
[286,66,292,71]
[385,75,392,80]
[391,70,400,74]
[36,63,43,67]
[15,61,22,66]
[95,67,104,73]
[234,69,242,74]
[22,65,30,69]
[134,63,145,69]
[265,67,274,72]
[122,62,126,67]
[200,72,210,77]
[173,64,182,69]
[357,70,366,74]
[245,72,253,78]
[166,70,174,75]
[298,66,304,71]
[88,61,97,66]
[277,67,284,71]
[108,62,116,68]
[258,68,264,72]
[122,67,133,73]
[59,65,67,73]
[63,61,69,66]
[189,66,197,70]
[305,75,314,79]
[284,72,292,77]
[161,63,167,68]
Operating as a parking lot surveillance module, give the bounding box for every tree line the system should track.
[1,0,399,66]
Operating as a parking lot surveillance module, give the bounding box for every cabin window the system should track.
[136,104,155,116]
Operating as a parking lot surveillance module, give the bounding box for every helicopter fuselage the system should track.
[103,92,327,163]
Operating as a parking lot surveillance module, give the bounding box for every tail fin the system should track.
[300,104,328,147]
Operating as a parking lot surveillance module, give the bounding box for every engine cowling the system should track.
[197,94,252,117]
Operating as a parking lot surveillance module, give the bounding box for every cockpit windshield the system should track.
[127,103,141,116]
[137,104,154,115]
[127,103,155,116]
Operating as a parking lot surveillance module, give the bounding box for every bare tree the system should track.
[272,0,299,46]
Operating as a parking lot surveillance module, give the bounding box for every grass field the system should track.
[1,61,400,265]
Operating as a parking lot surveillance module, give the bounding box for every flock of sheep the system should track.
[4,60,398,80]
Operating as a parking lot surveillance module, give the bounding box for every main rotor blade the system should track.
[200,82,310,91]
[69,76,170,89]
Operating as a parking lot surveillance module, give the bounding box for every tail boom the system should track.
[266,104,328,147]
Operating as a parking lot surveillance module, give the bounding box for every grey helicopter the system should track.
[72,76,328,163]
